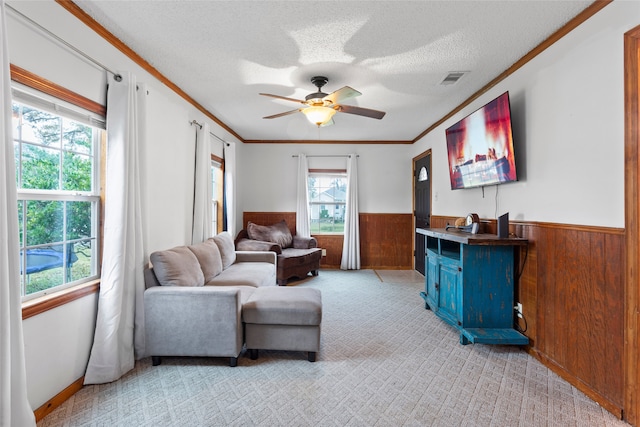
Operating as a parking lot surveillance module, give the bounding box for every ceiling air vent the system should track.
[440,71,467,86]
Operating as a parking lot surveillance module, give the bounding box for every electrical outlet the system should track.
[321,249,326,256]
[515,302,523,318]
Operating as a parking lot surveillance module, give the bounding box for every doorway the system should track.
[413,150,431,275]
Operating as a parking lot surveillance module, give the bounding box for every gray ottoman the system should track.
[243,287,322,362]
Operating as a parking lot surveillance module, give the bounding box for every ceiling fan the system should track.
[260,76,386,127]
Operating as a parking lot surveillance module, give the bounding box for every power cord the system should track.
[515,241,529,334]
[514,307,528,334]
[516,244,528,281]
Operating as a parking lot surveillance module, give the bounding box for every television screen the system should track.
[445,92,517,190]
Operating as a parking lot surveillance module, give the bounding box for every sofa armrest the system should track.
[144,286,244,358]
[144,265,161,289]
[235,238,282,254]
[292,235,318,249]
[234,229,249,243]
[235,250,277,265]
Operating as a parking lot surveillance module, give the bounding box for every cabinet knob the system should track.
[435,282,439,290]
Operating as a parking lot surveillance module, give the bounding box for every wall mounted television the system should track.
[445,91,517,190]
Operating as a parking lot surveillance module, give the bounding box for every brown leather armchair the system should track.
[235,220,322,286]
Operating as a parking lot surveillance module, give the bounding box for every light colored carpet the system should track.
[38,269,629,426]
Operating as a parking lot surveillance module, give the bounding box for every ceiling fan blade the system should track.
[259,93,306,104]
[324,86,361,105]
[336,104,386,120]
[263,109,301,119]
[320,118,334,127]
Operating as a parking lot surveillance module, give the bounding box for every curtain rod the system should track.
[190,120,229,146]
[6,4,122,81]
[292,154,359,158]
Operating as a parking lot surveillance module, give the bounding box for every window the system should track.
[13,99,102,300]
[308,172,346,234]
[211,156,224,235]
[418,166,428,181]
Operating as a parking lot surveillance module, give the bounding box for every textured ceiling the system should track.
[74,1,594,142]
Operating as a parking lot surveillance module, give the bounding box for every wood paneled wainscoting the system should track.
[241,212,413,269]
[431,215,625,418]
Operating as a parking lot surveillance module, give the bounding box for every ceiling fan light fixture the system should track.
[260,76,384,126]
[302,106,336,126]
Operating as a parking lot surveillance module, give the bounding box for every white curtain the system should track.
[341,154,360,270]
[223,141,236,237]
[0,1,36,424]
[296,153,310,238]
[84,72,146,384]
[191,122,212,243]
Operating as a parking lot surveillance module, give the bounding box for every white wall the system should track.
[6,1,107,105]
[236,142,414,217]
[22,297,97,408]
[410,2,636,228]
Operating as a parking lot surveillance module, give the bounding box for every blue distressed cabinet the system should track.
[417,228,529,346]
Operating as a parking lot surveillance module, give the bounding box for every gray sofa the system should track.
[143,231,276,367]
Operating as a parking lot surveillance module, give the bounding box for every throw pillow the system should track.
[247,220,293,249]
[188,239,223,283]
[150,246,205,286]
[213,231,237,269]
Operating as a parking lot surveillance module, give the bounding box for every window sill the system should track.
[22,280,100,320]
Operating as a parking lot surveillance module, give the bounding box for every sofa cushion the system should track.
[213,231,237,269]
[207,262,276,288]
[188,238,223,282]
[242,287,322,326]
[278,248,322,268]
[247,220,293,249]
[150,246,205,287]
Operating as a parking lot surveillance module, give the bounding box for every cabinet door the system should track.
[425,253,439,310]
[437,258,462,326]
